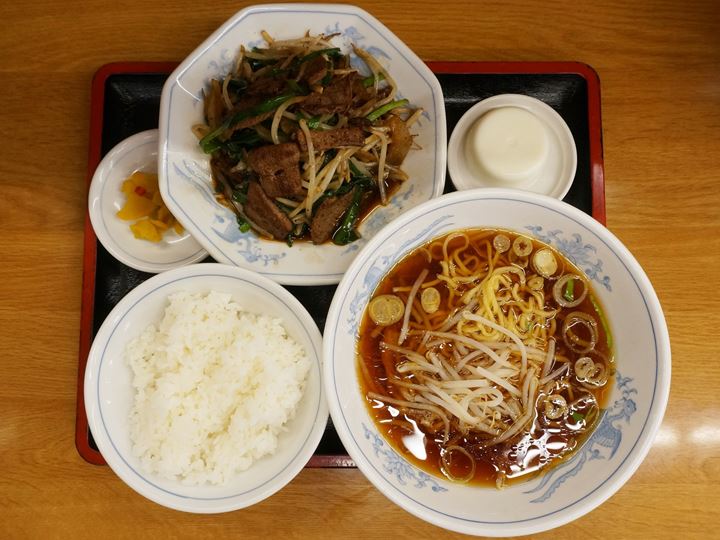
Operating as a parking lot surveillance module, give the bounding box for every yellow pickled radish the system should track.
[156,204,170,222]
[121,178,136,195]
[150,219,170,231]
[117,192,155,220]
[117,170,181,242]
[127,171,156,192]
[151,190,164,206]
[130,219,162,242]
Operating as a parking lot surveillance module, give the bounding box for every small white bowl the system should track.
[88,129,208,273]
[324,188,670,536]
[84,263,328,513]
[448,95,577,199]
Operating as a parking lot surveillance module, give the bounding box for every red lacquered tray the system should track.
[77,61,605,467]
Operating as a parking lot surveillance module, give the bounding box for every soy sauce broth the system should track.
[356,228,614,487]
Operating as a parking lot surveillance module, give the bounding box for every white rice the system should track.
[126,290,310,485]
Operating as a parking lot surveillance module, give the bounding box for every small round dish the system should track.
[88,129,208,273]
[448,94,577,199]
[84,263,328,513]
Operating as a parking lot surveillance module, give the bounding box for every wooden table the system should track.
[2,1,718,538]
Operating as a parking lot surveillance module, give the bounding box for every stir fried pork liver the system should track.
[245,76,285,97]
[350,75,372,104]
[384,114,413,165]
[224,97,276,133]
[247,143,304,199]
[223,78,286,134]
[310,189,355,244]
[199,34,420,246]
[205,80,225,129]
[210,153,250,186]
[296,127,366,153]
[303,55,329,87]
[244,182,293,239]
[301,76,353,115]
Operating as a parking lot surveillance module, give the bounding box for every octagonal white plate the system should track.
[158,3,446,285]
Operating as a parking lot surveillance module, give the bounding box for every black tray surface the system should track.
[88,70,592,458]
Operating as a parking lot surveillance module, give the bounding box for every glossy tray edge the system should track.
[76,60,605,468]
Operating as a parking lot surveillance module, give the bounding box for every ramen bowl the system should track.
[323,188,670,536]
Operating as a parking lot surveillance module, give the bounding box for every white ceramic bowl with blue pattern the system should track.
[324,188,671,536]
[158,3,446,285]
[84,263,327,512]
[88,130,208,273]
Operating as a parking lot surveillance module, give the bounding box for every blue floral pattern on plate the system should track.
[341,185,418,256]
[523,371,637,502]
[346,214,453,331]
[526,226,612,291]
[361,371,637,501]
[171,160,286,266]
[363,423,447,492]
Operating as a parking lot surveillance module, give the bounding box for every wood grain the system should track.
[1,0,719,538]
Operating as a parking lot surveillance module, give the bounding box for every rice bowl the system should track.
[127,290,310,485]
[84,263,327,513]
